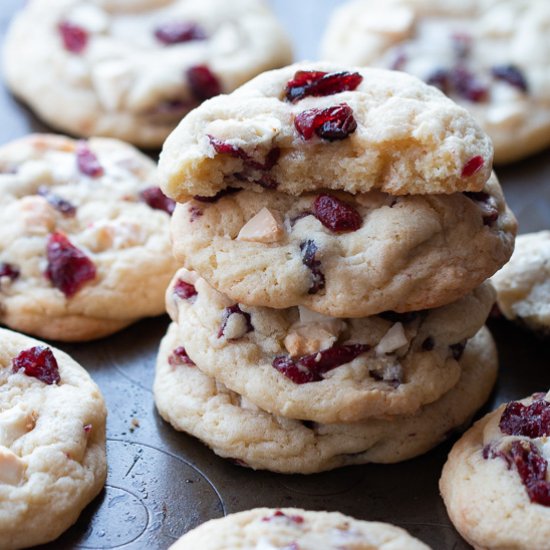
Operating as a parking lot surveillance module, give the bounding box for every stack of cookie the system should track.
[154,62,517,473]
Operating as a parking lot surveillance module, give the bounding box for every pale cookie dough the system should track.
[3,0,292,148]
[321,0,550,164]
[169,507,431,550]
[166,268,495,423]
[0,328,106,549]
[158,61,493,201]
[170,174,515,317]
[155,323,497,473]
[0,134,179,341]
[492,231,550,335]
[440,390,550,550]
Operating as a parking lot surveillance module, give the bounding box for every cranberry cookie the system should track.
[158,62,493,201]
[0,328,106,548]
[322,0,550,164]
[0,134,178,341]
[3,0,292,148]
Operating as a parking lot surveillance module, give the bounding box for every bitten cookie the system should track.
[166,268,495,423]
[0,134,179,341]
[169,508,431,549]
[440,390,550,550]
[158,62,493,201]
[3,0,292,148]
[0,328,107,549]
[155,323,497,473]
[321,0,550,164]
[170,174,515,317]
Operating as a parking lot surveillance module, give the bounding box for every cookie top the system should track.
[170,173,515,317]
[166,268,494,422]
[0,328,106,549]
[321,0,550,164]
[169,507,431,550]
[492,231,550,334]
[0,134,178,341]
[155,323,496,473]
[158,61,493,201]
[3,0,292,148]
[440,390,550,550]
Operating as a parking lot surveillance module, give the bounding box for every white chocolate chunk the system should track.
[284,320,344,358]
[222,311,249,340]
[375,322,408,355]
[298,306,334,324]
[67,4,109,33]
[0,406,36,447]
[358,7,414,37]
[92,60,134,112]
[237,208,284,244]
[177,268,201,286]
[18,196,57,235]
[0,447,25,485]
[206,117,282,150]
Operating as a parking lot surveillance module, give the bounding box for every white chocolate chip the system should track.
[67,4,109,33]
[237,208,284,244]
[81,219,145,252]
[205,117,282,150]
[358,7,414,37]
[222,311,249,340]
[92,60,134,111]
[0,406,36,447]
[177,268,200,286]
[18,196,57,235]
[298,306,334,324]
[284,320,344,358]
[0,447,25,486]
[375,323,408,355]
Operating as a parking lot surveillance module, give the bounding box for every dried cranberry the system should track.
[12,346,60,385]
[422,337,435,351]
[76,142,104,178]
[218,304,253,339]
[500,398,550,438]
[294,103,357,142]
[154,22,206,44]
[378,311,419,324]
[173,279,197,300]
[312,194,362,232]
[426,68,450,94]
[189,205,203,222]
[450,66,488,102]
[186,65,221,101]
[300,240,325,294]
[262,510,304,524]
[449,342,466,360]
[0,262,20,282]
[285,70,363,103]
[509,441,550,506]
[45,232,96,297]
[273,343,370,384]
[58,21,88,53]
[492,64,528,93]
[207,136,280,171]
[168,346,195,367]
[37,187,76,217]
[464,190,498,226]
[139,186,175,215]
[83,424,92,433]
[461,156,484,178]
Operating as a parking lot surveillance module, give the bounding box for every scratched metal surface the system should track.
[1,1,549,549]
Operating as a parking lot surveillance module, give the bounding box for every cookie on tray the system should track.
[158,62,493,202]
[165,268,495,423]
[3,0,292,148]
[492,231,550,335]
[0,328,106,549]
[169,508,431,549]
[321,0,550,164]
[155,323,496,473]
[440,390,550,550]
[170,174,516,317]
[0,134,179,341]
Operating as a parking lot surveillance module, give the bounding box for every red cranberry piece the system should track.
[0,262,20,282]
[273,343,370,384]
[186,65,221,101]
[499,398,550,438]
[464,190,499,226]
[168,346,195,367]
[37,187,76,217]
[313,193,362,232]
[262,511,304,524]
[449,342,466,360]
[83,423,92,433]
[450,66,488,102]
[58,21,88,54]
[492,65,528,93]
[295,103,357,142]
[173,279,197,300]
[378,311,419,324]
[207,136,280,171]
[12,346,60,385]
[300,240,325,294]
[154,22,206,45]
[218,304,253,339]
[189,205,203,222]
[139,186,175,215]
[509,440,550,506]
[45,232,96,297]
[285,70,363,103]
[426,69,450,94]
[76,142,104,178]
[461,156,484,178]
[451,32,472,59]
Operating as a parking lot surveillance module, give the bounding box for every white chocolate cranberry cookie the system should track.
[322,0,550,164]
[3,0,292,148]
[158,61,493,201]
[0,328,106,549]
[165,268,495,423]
[155,323,496,473]
[170,174,515,317]
[169,508,431,550]
[440,390,550,550]
[0,134,178,341]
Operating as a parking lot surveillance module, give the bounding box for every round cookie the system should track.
[0,134,179,341]
[440,390,550,550]
[3,0,292,148]
[169,508,431,550]
[492,231,550,335]
[321,0,550,164]
[170,174,516,317]
[166,268,495,423]
[158,61,494,202]
[155,323,497,474]
[0,328,106,549]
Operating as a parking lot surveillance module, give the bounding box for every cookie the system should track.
[155,323,496,473]
[321,0,550,164]
[0,134,178,341]
[3,0,292,148]
[158,61,493,202]
[491,231,550,335]
[0,328,106,549]
[169,507,431,549]
[440,390,550,550]
[166,268,495,423]
[170,174,515,317]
